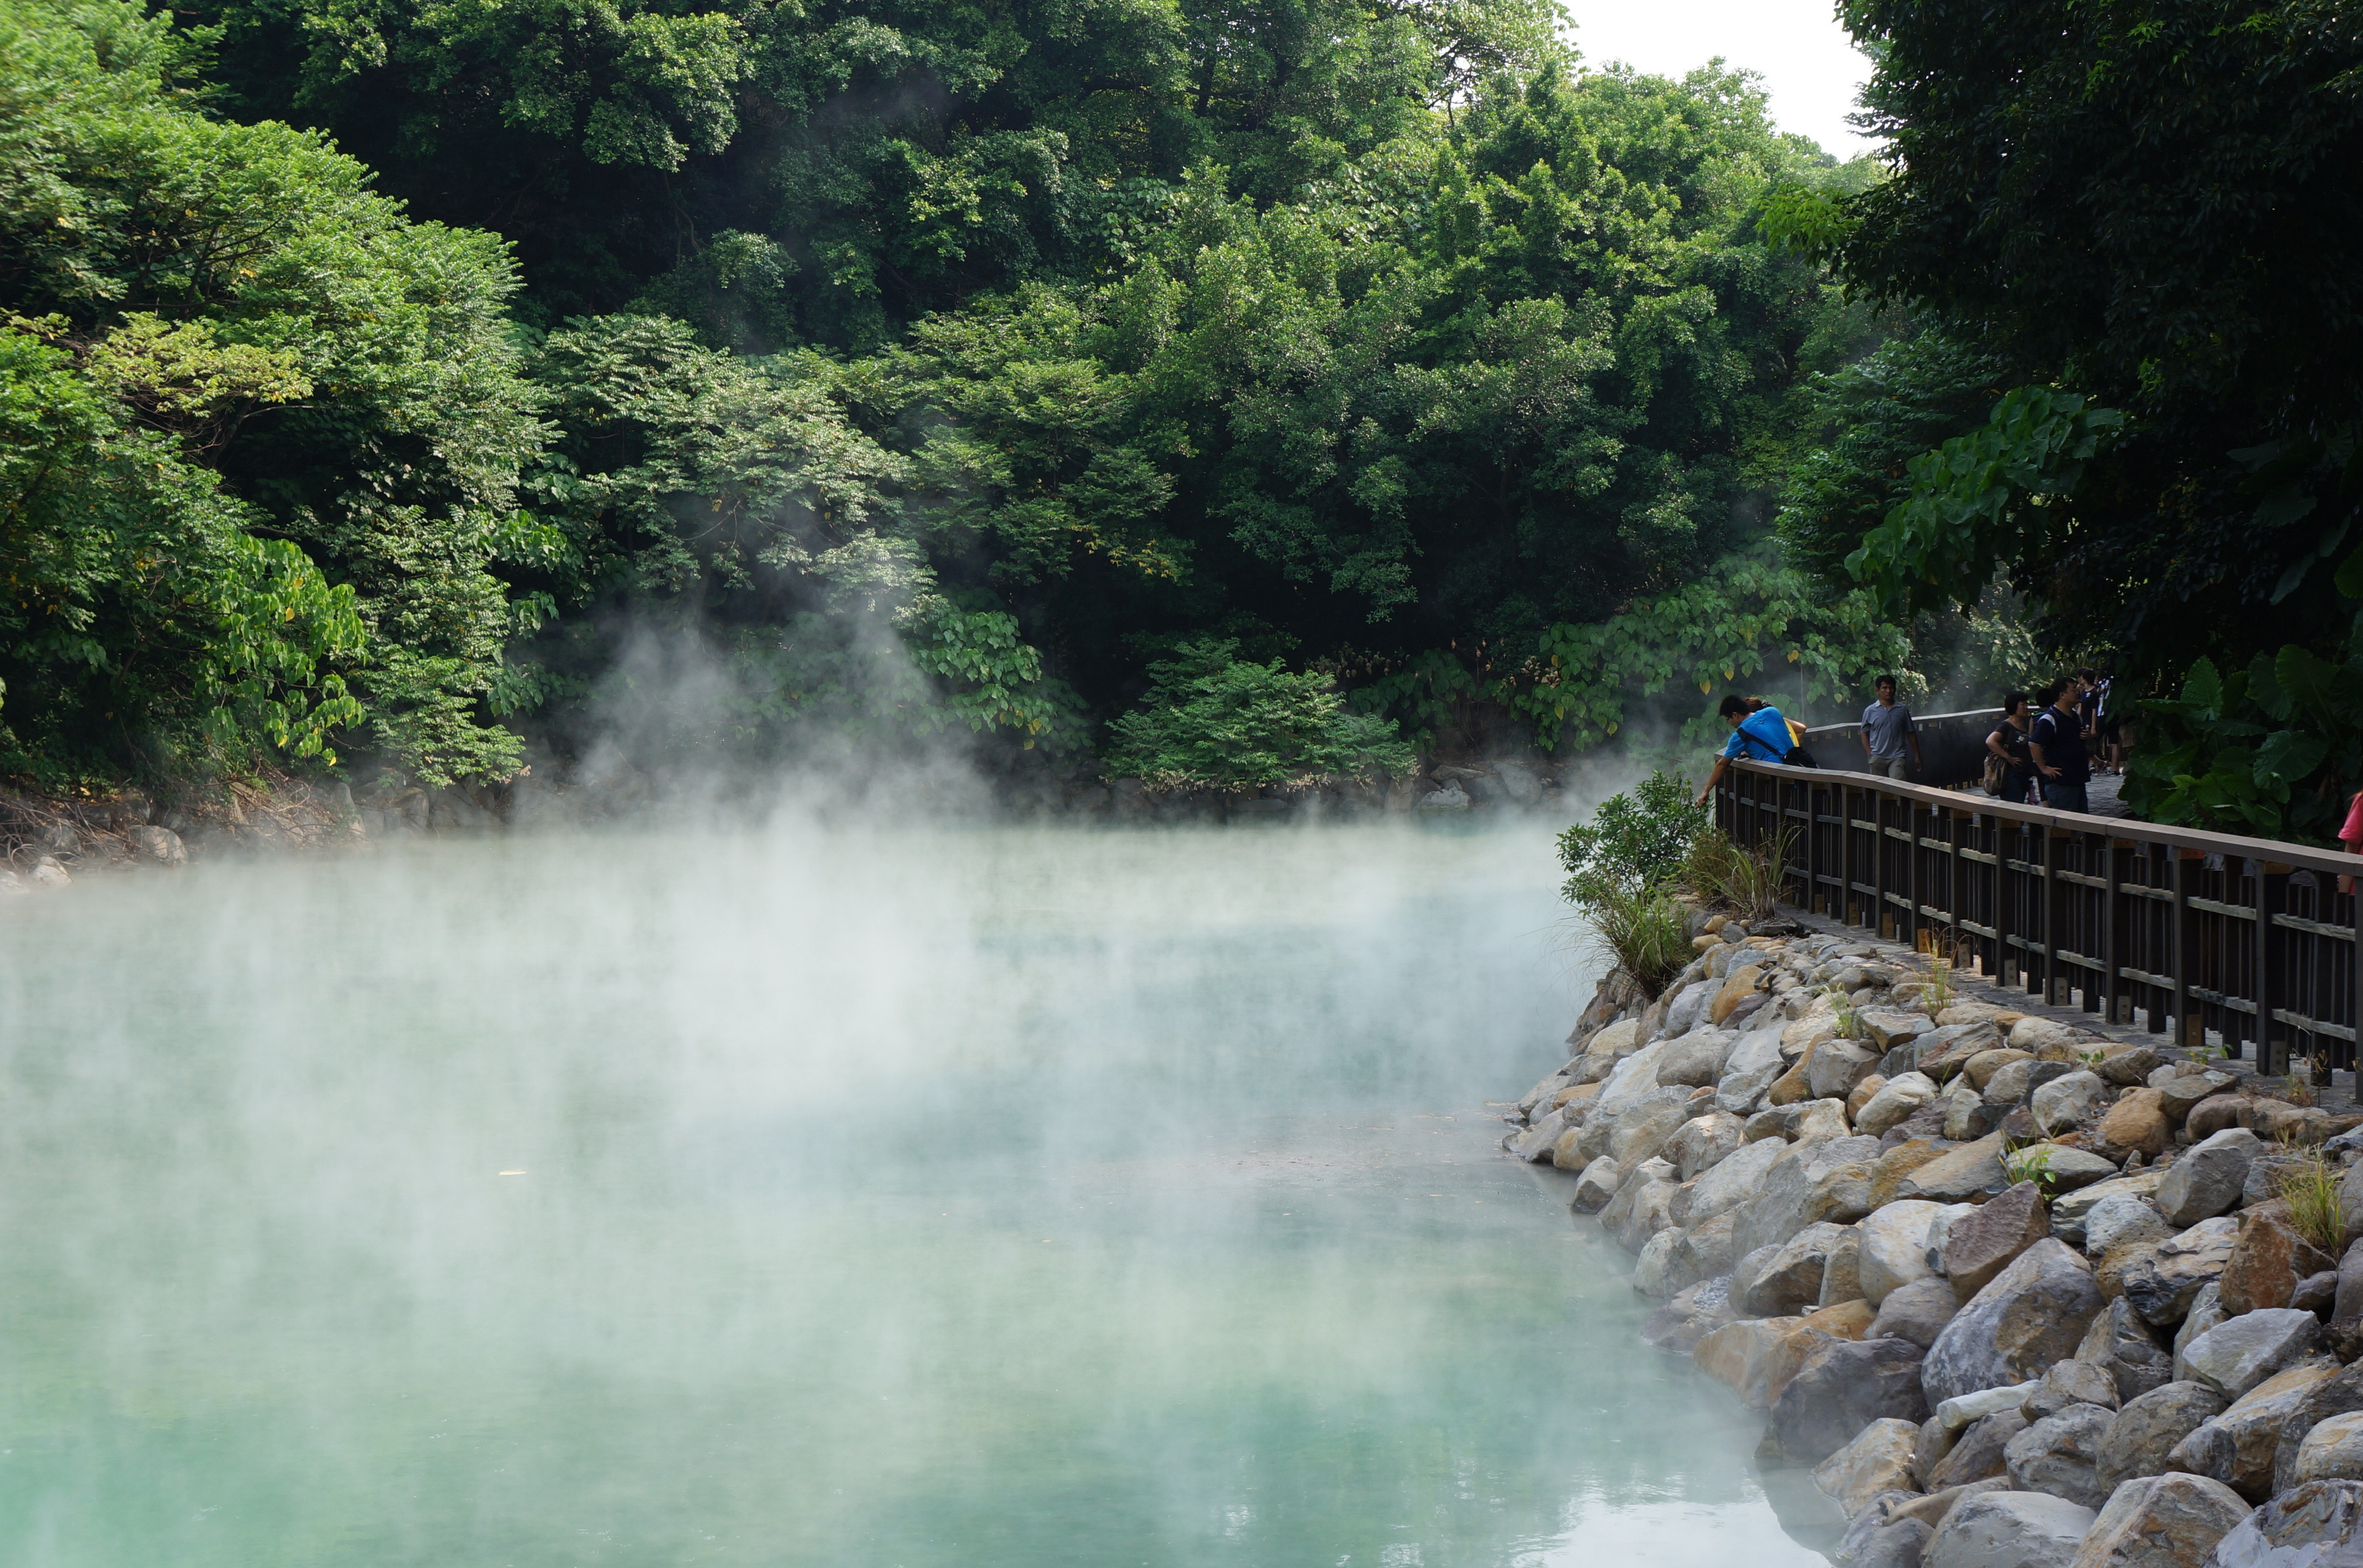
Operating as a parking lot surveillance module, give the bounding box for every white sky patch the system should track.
[1563,0,1878,157]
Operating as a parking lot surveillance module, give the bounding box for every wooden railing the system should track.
[1799,707,2005,789]
[1717,760,2363,1077]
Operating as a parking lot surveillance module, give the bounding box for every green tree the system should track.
[1101,638,1412,787]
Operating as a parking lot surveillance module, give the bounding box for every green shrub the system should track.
[1100,640,1414,790]
[1680,824,1798,920]
[1582,879,1695,999]
[1556,769,1708,906]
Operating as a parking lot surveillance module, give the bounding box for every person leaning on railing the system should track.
[1695,694,1803,807]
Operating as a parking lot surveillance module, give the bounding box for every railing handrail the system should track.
[1798,706,2004,742]
[1731,758,2356,877]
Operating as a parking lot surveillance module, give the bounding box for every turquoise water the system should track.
[0,822,1829,1566]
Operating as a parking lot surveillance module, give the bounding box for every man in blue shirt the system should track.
[1695,695,1795,806]
[1859,675,1921,780]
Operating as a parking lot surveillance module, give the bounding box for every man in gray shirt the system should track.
[1860,675,1921,779]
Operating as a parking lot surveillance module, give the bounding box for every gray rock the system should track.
[1822,1224,1868,1310]
[2296,1411,2363,1485]
[1923,1239,2107,1406]
[2167,1358,2341,1502]
[2023,1359,2122,1421]
[1570,1155,1621,1214]
[1655,1028,1739,1089]
[1511,1104,1576,1160]
[2333,1236,2363,1324]
[2174,1284,2229,1381]
[1859,1072,1943,1138]
[1915,1412,1959,1488]
[2097,1381,2227,1494]
[2273,1363,2363,1497]
[2032,1071,2108,1136]
[2178,1310,2322,1400]
[2206,1479,2363,1567]
[1812,1040,1889,1101]
[1683,1135,1788,1228]
[129,824,186,865]
[1874,1277,1964,1349]
[1666,1111,1747,1181]
[2078,1298,2176,1403]
[1835,1512,1935,1568]
[1662,979,1717,1040]
[1609,1087,1699,1169]
[2154,1128,2264,1228]
[1735,1134,1885,1257]
[2052,1172,2167,1250]
[1742,1221,1854,1316]
[1672,1212,1740,1289]
[2070,1473,2252,1568]
[1861,1200,1947,1305]
[1983,1056,2038,1110]
[1772,1336,1933,1465]
[1929,1409,2029,1489]
[2123,1216,2242,1328]
[2296,1270,2339,1317]
[1901,1132,2013,1204]
[1730,1242,1782,1310]
[1939,1381,2043,1432]
[2004,1403,2114,1508]
[1921,1490,2096,1568]
[2086,1195,2173,1260]
[1946,1181,2052,1298]
[1715,1060,1786,1116]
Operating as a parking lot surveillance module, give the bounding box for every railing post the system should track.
[1806,776,1823,916]
[2174,852,2199,1050]
[2259,863,2289,1079]
[2042,821,2063,1004]
[1840,781,1858,928]
[2104,839,2127,1024]
[1992,812,2013,986]
[1872,786,1890,940]
[1908,791,1926,953]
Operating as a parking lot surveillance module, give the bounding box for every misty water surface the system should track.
[0,820,1829,1566]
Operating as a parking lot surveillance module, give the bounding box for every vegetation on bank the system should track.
[9,0,2344,816]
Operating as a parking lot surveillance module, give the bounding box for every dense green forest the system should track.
[10,0,2350,822]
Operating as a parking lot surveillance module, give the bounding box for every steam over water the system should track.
[0,821,1825,1566]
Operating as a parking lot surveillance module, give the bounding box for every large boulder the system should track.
[2053,1172,2167,1250]
[2085,1194,2174,1260]
[1862,1200,1947,1306]
[2005,1403,2115,1508]
[2123,1217,2243,1328]
[2156,1128,2264,1228]
[2078,1298,2176,1403]
[1665,1111,1747,1182]
[1682,1135,1787,1228]
[1695,1315,1808,1408]
[1924,1240,2108,1406]
[2097,1381,2227,1494]
[2219,1200,2337,1317]
[1735,1134,1885,1257]
[1815,1418,1926,1516]
[1654,1028,1739,1089]
[2206,1479,2363,1567]
[1901,1132,2013,1204]
[1743,1222,1855,1316]
[2066,1473,2251,1568]
[1922,1491,2097,1568]
[2178,1309,2321,1400]
[1609,1087,1701,1169]
[2098,1089,2172,1158]
[2014,1144,2123,1195]
[1569,1155,1621,1213]
[1660,979,1716,1040]
[1812,1040,1889,1102]
[2025,1358,2122,1420]
[2272,1363,2363,1497]
[2032,1071,2108,1136]
[1591,1036,1678,1115]
[1822,1226,1869,1310]
[2297,1411,2363,1485]
[1946,1181,2053,1298]
[1835,1512,1936,1568]
[2165,1359,2341,1500]
[1772,1336,1934,1464]
[1859,1072,1942,1138]
[1929,1409,2029,1490]
[1874,1277,1964,1349]
[1510,1103,1576,1159]
[1671,1211,1740,1287]
[1709,965,1764,1025]
[2175,1284,2231,1379]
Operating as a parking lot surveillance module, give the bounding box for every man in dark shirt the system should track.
[2029,679,2091,812]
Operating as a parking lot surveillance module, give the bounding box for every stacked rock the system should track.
[1508,915,2363,1567]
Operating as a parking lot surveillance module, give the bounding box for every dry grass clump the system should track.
[2278,1150,2346,1253]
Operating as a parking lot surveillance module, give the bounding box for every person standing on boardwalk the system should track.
[1694,695,1799,807]
[2029,679,2091,812]
[1859,675,1921,780]
[1985,691,2037,804]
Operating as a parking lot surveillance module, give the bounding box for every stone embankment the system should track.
[1510,912,2363,1567]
